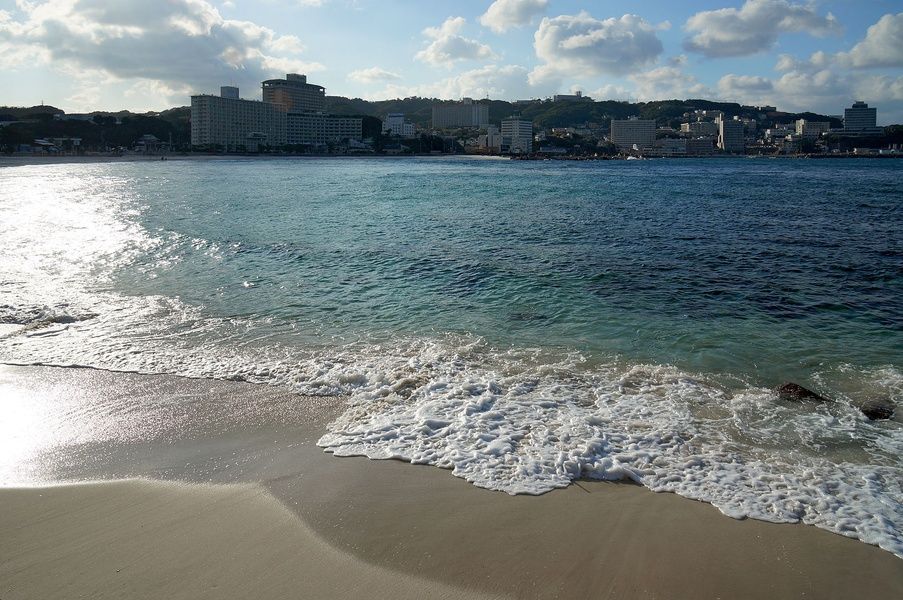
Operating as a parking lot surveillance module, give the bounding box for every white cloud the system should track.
[717,74,774,104]
[628,65,712,101]
[367,64,544,102]
[585,83,632,101]
[348,67,401,83]
[836,12,903,69]
[684,0,841,58]
[479,0,547,34]
[530,12,663,85]
[775,50,832,73]
[0,0,323,104]
[857,75,903,102]
[415,17,495,66]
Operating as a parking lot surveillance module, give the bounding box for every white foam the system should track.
[3,304,900,558]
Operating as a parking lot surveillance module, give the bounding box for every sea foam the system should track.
[3,306,901,558]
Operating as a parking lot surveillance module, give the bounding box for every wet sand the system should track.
[1,364,901,599]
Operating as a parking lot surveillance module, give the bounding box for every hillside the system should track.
[324,96,843,130]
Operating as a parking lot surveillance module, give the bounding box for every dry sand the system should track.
[0,364,901,599]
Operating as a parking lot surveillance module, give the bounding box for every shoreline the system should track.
[1,151,899,169]
[1,364,901,599]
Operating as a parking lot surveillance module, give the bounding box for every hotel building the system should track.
[287,113,363,146]
[610,117,655,150]
[432,99,490,129]
[191,74,362,149]
[190,88,286,150]
[501,117,533,154]
[262,74,326,113]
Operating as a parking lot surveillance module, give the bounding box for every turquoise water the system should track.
[1,156,901,556]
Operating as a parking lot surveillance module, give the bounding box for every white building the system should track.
[382,113,416,138]
[478,125,502,152]
[610,117,655,150]
[190,87,286,150]
[717,116,745,153]
[501,117,533,154]
[795,119,830,140]
[432,98,489,129]
[287,113,362,146]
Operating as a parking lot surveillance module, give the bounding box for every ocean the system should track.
[1,156,901,557]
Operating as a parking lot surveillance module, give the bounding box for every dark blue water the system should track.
[110,157,902,386]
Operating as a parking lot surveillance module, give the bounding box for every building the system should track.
[553,91,591,102]
[501,117,533,154]
[287,113,362,146]
[717,116,745,153]
[190,87,286,150]
[764,127,794,141]
[478,125,502,152]
[681,121,718,136]
[795,119,830,140]
[610,117,655,150]
[382,113,416,138]
[262,74,326,113]
[431,98,489,128]
[844,101,877,131]
[686,137,715,155]
[652,138,687,156]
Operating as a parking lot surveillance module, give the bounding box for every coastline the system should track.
[2,152,899,169]
[1,364,901,599]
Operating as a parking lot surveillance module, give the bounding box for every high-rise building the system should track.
[717,117,745,153]
[190,87,286,150]
[431,99,489,129]
[844,101,877,131]
[262,74,326,113]
[501,117,533,154]
[610,117,655,149]
[191,75,363,150]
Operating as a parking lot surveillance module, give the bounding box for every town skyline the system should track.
[0,1,901,123]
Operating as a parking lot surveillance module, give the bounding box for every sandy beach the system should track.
[0,364,900,599]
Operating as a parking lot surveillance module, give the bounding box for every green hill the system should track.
[324,96,842,130]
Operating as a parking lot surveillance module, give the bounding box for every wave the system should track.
[1,293,900,558]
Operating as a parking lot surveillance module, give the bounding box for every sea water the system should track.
[1,156,901,556]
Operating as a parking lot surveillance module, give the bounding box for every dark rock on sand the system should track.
[860,399,895,421]
[776,382,831,403]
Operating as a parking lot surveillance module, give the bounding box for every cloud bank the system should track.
[530,12,663,84]
[415,17,495,66]
[0,0,322,102]
[684,0,840,58]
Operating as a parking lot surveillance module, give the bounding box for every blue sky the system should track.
[1,1,901,122]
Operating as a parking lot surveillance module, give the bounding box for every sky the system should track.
[0,0,902,123]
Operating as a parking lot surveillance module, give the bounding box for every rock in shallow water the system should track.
[860,399,895,421]
[776,382,831,403]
